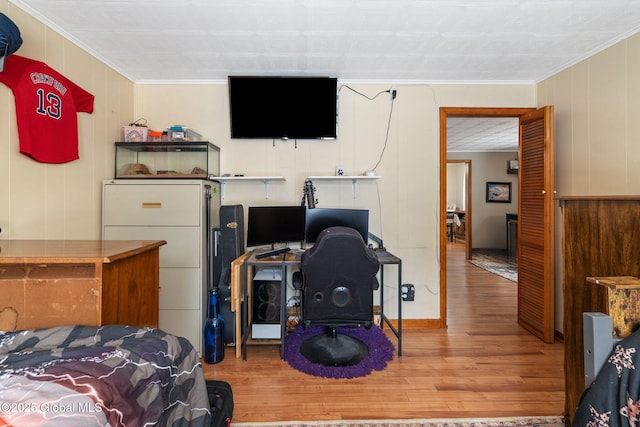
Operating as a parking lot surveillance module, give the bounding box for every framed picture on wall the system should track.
[486,182,512,203]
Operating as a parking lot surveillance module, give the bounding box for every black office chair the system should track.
[292,226,379,366]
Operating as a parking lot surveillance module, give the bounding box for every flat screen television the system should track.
[246,206,306,248]
[304,208,369,244]
[228,76,338,140]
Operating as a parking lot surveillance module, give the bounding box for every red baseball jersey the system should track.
[0,55,94,163]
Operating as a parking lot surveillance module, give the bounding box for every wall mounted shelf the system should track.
[212,176,285,199]
[307,175,380,198]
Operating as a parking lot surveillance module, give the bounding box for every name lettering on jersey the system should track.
[30,72,68,95]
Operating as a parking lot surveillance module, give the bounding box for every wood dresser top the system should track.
[0,240,166,264]
[587,276,640,289]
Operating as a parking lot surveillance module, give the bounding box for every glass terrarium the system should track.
[114,141,220,179]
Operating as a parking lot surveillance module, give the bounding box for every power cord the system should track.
[371,93,395,172]
[337,84,396,174]
[338,84,397,248]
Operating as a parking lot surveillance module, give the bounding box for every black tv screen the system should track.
[228,76,338,140]
[305,208,369,243]
[246,206,306,248]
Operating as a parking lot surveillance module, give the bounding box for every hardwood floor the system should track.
[202,241,565,423]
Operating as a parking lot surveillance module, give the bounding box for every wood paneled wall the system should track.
[561,197,640,423]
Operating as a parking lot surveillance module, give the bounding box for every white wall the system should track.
[448,151,519,249]
[135,84,535,320]
[538,33,640,197]
[446,162,466,212]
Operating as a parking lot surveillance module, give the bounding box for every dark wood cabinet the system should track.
[560,197,640,423]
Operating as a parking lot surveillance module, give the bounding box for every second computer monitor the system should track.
[246,206,306,248]
[305,208,369,243]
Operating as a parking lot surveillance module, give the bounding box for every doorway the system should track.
[438,107,536,329]
[445,160,471,258]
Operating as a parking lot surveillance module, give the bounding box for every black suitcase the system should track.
[206,380,234,427]
[213,205,245,344]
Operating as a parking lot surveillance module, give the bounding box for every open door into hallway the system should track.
[439,107,555,343]
[517,106,555,343]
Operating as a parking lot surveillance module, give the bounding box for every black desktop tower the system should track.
[212,204,245,345]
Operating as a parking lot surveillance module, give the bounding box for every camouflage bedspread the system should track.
[573,328,640,426]
[0,325,211,426]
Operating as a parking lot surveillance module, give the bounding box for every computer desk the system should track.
[232,247,403,361]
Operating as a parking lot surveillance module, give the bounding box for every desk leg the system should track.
[242,263,249,361]
[378,263,403,357]
[281,265,287,361]
[397,260,402,356]
[379,266,384,329]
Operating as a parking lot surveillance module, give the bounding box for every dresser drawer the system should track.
[103,226,201,268]
[160,309,203,354]
[159,268,202,310]
[103,183,201,226]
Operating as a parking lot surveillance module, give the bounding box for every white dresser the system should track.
[102,179,220,354]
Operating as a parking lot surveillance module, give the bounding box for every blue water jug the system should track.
[203,288,225,364]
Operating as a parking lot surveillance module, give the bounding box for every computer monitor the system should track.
[304,208,369,243]
[246,206,306,248]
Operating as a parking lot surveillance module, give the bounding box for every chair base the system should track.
[300,327,369,367]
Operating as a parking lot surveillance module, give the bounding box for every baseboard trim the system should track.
[385,318,443,328]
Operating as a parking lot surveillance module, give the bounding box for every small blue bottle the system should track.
[203,288,225,364]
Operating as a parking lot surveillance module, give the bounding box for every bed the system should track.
[0,324,213,426]
[573,317,640,426]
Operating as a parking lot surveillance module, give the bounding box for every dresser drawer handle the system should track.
[141,202,162,208]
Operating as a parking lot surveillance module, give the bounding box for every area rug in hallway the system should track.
[232,416,565,427]
[468,248,517,282]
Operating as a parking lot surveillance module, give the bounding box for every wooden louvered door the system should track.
[517,106,555,343]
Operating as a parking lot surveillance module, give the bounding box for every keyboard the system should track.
[255,247,291,259]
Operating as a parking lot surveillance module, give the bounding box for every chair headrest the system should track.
[302,226,378,269]
[315,226,364,243]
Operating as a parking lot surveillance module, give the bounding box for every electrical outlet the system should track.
[401,284,415,301]
[390,88,397,99]
[335,166,345,176]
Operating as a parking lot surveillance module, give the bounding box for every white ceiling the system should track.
[447,117,519,152]
[8,0,640,84]
[7,0,639,152]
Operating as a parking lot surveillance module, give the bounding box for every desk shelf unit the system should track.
[232,247,402,360]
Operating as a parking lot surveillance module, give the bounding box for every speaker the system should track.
[303,281,372,322]
[213,204,245,344]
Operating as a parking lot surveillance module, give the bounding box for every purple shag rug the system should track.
[284,324,395,379]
